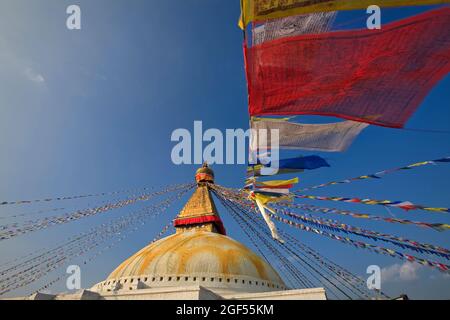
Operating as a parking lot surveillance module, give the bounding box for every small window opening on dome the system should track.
[152,278,155,282]
[249,281,252,285]
[242,280,245,284]
[177,277,181,281]
[227,279,230,283]
[160,277,163,281]
[202,277,206,282]
[168,277,172,281]
[210,278,214,282]
[219,278,222,282]
[144,277,148,282]
[130,279,134,283]
[185,277,189,281]
[193,277,197,281]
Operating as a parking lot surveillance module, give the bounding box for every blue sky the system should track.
[0,1,449,299]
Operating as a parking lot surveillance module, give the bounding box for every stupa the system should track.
[23,164,327,300]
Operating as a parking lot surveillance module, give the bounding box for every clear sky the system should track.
[0,1,449,299]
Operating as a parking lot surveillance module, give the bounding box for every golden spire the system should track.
[173,164,226,235]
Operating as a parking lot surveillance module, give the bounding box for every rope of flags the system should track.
[214,185,450,277]
[217,191,354,299]
[0,207,66,220]
[274,207,450,259]
[295,194,450,213]
[0,186,193,296]
[215,187,387,300]
[217,193,313,290]
[270,213,450,274]
[0,185,158,206]
[219,185,450,259]
[31,219,177,297]
[0,183,193,241]
[276,203,450,232]
[150,222,173,244]
[0,187,191,280]
[215,186,385,299]
[279,230,390,299]
[297,157,450,192]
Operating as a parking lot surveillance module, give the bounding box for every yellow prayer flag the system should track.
[408,161,430,168]
[254,193,292,205]
[423,207,448,212]
[239,0,450,29]
[256,177,299,187]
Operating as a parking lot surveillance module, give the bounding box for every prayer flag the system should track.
[246,8,450,128]
[251,119,368,152]
[239,0,450,29]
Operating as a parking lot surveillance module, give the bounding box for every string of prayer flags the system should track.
[251,119,368,152]
[245,8,450,128]
[227,196,389,299]
[0,184,194,241]
[295,194,450,214]
[239,0,450,29]
[269,212,450,274]
[278,230,389,299]
[274,207,450,258]
[0,207,66,220]
[0,186,157,206]
[215,186,450,276]
[278,203,450,232]
[0,188,191,295]
[252,11,337,46]
[299,156,450,192]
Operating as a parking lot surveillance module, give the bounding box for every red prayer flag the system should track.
[245,8,450,128]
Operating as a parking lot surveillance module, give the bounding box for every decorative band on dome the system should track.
[174,215,226,235]
[195,173,214,183]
